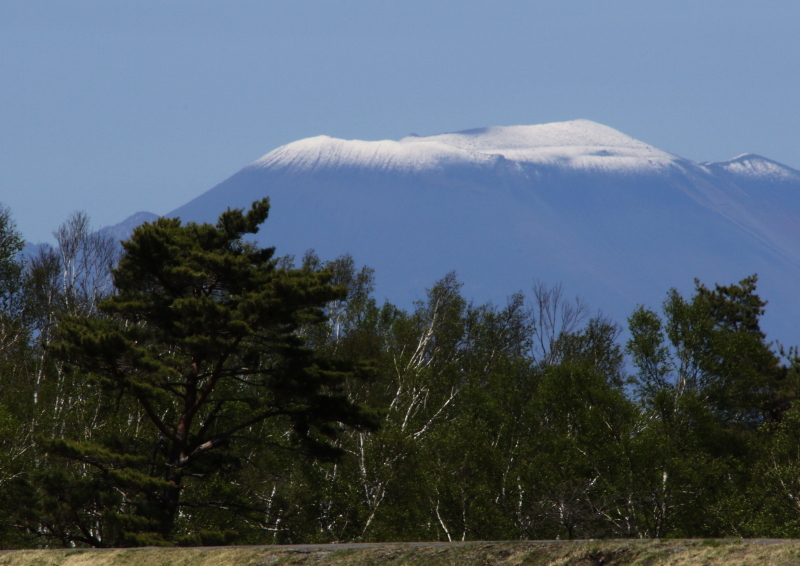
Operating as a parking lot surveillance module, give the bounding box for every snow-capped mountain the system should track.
[161,120,800,345]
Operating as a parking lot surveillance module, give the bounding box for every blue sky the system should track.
[2,1,799,243]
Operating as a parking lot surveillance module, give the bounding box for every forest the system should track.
[0,197,799,548]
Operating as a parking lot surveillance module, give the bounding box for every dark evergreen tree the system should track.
[21,199,378,546]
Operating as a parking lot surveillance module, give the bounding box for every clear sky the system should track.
[2,1,799,243]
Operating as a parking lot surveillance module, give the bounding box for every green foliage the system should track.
[626,276,787,537]
[629,276,782,427]
[0,199,797,547]
[17,199,379,546]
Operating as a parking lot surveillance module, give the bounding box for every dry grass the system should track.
[1,540,799,566]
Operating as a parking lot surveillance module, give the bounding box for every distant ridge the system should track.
[98,211,160,243]
[21,210,160,262]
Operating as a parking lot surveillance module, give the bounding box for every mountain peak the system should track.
[704,153,800,183]
[251,120,676,175]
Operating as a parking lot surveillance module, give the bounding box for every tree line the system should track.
[0,199,799,548]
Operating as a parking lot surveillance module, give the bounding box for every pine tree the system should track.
[29,199,378,546]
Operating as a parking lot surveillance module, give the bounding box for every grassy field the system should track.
[1,540,800,566]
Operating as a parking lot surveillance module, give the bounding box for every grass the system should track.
[0,540,799,566]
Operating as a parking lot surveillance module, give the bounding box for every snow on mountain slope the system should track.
[165,120,800,346]
[421,120,677,173]
[251,120,676,176]
[705,154,800,185]
[252,136,500,174]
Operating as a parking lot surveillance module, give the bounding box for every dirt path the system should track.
[1,539,799,566]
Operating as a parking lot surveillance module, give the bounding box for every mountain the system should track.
[98,211,160,242]
[163,120,800,345]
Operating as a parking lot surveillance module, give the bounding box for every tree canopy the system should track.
[0,202,798,546]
